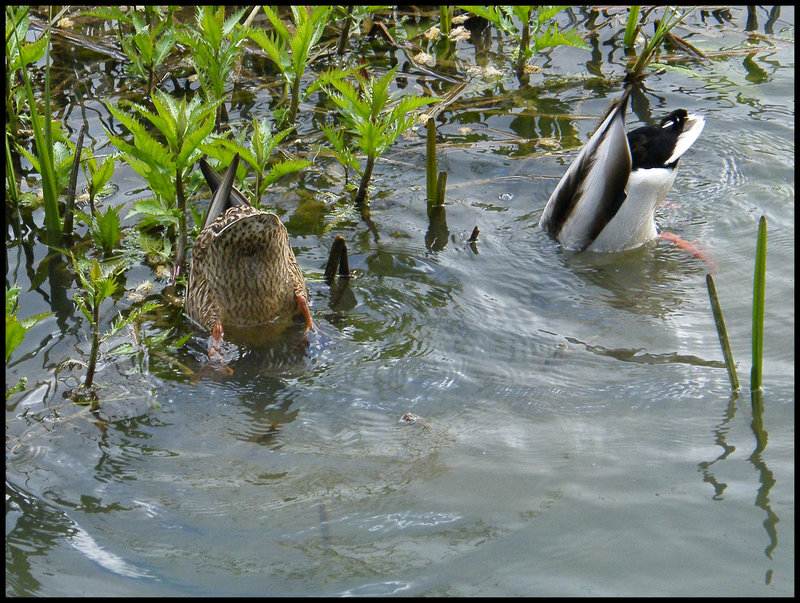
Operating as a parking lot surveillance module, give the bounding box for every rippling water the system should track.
[6,6,794,596]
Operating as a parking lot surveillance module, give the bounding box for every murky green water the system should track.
[6,6,794,596]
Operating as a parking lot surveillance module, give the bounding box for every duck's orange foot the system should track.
[660,231,717,272]
[296,293,316,333]
[207,322,233,375]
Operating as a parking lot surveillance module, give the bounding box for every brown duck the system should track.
[185,153,313,357]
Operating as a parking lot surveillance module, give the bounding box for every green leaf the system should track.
[534,22,588,52]
[18,311,53,331]
[262,159,311,188]
[6,316,26,362]
[74,293,93,323]
[91,155,116,193]
[103,300,161,341]
[6,286,21,316]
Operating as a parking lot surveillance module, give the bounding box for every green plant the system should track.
[80,150,117,216]
[6,285,53,398]
[706,216,768,393]
[247,6,331,125]
[321,65,437,205]
[68,254,160,402]
[5,6,48,139]
[706,274,739,391]
[208,116,310,207]
[178,6,249,127]
[425,117,447,208]
[625,6,692,83]
[85,6,178,93]
[458,6,587,77]
[10,8,62,249]
[75,205,125,258]
[751,216,767,392]
[623,6,642,48]
[105,90,223,277]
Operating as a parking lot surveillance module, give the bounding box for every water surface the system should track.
[6,6,794,596]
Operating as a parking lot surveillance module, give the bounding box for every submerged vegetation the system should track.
[5,6,784,404]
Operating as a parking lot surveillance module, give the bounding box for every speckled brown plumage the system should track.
[185,202,308,335]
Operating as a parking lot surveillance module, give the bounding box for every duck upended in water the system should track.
[539,87,705,253]
[185,154,313,355]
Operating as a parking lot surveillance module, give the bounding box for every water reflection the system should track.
[749,390,779,562]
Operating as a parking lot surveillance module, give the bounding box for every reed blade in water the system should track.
[426,118,438,205]
[623,6,641,48]
[13,16,61,249]
[706,274,739,391]
[751,216,767,392]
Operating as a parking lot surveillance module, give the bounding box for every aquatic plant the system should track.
[9,9,62,249]
[5,6,47,140]
[706,216,768,393]
[68,254,160,402]
[88,6,178,93]
[207,116,310,208]
[178,6,249,127]
[247,6,331,125]
[458,6,587,77]
[625,6,692,83]
[75,205,124,258]
[623,6,642,48]
[80,149,117,217]
[425,117,447,208]
[751,216,767,392]
[706,274,739,391]
[105,90,224,277]
[6,285,52,398]
[321,65,437,206]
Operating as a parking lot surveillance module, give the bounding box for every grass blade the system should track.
[16,26,61,248]
[750,216,767,391]
[706,274,739,391]
[623,6,640,47]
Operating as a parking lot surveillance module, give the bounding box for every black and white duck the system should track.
[539,86,706,254]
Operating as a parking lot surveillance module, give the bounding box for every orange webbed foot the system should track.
[296,293,316,333]
[207,322,233,375]
[660,231,717,272]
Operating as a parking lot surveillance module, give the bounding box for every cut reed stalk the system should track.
[426,117,437,203]
[750,216,767,391]
[706,273,739,391]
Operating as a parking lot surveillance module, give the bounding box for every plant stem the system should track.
[751,216,767,391]
[623,6,641,47]
[706,274,739,391]
[355,153,375,206]
[84,298,100,388]
[289,74,302,124]
[175,169,187,277]
[426,118,437,203]
[435,170,447,206]
[337,6,353,55]
[515,20,530,77]
[64,125,87,241]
